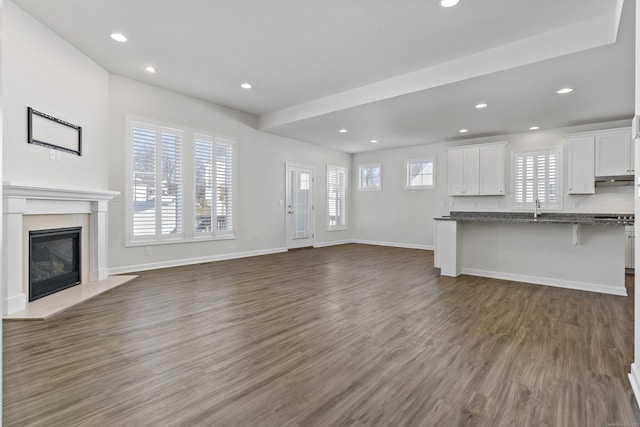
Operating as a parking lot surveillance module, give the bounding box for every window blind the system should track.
[214,138,234,235]
[130,121,183,241]
[327,165,347,229]
[513,148,561,208]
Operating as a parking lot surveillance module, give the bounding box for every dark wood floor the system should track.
[4,244,640,426]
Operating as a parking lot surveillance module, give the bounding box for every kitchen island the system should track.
[434,212,633,296]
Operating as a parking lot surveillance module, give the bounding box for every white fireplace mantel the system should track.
[2,182,119,315]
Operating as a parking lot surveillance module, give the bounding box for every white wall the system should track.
[2,0,110,190]
[108,76,352,273]
[353,119,634,249]
[1,0,5,421]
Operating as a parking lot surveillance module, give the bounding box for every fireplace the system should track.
[29,227,81,302]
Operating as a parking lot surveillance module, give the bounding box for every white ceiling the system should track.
[12,0,634,153]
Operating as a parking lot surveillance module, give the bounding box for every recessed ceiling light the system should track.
[370,139,378,143]
[440,0,460,7]
[240,82,252,89]
[110,33,127,42]
[459,129,469,133]
[475,103,488,109]
[145,66,156,73]
[339,129,348,133]
[557,87,573,94]
[529,126,540,130]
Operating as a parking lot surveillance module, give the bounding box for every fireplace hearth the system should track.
[29,227,81,302]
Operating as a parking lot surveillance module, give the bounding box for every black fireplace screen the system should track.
[29,227,81,302]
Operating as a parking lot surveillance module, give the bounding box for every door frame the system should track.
[285,163,315,249]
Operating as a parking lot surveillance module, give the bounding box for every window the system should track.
[130,121,183,241]
[194,134,234,237]
[358,162,382,191]
[127,117,235,244]
[406,159,435,189]
[327,165,347,230]
[512,147,562,209]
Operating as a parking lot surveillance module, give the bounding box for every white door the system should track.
[286,165,314,249]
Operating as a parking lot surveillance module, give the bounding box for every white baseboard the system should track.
[630,363,640,409]
[313,240,352,248]
[109,247,288,275]
[3,292,27,316]
[462,268,627,296]
[352,239,433,251]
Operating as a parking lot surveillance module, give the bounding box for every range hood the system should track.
[595,175,634,187]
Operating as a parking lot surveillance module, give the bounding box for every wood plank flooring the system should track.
[4,244,640,426]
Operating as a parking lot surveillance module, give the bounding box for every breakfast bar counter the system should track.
[434,211,633,296]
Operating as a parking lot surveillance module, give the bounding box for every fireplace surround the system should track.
[2,183,119,315]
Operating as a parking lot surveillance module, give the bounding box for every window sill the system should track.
[126,234,236,247]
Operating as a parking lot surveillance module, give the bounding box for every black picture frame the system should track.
[27,107,82,156]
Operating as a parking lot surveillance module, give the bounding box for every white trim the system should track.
[352,239,433,251]
[357,162,382,191]
[461,267,627,296]
[3,182,119,201]
[629,363,640,409]
[405,158,436,190]
[285,163,316,249]
[109,247,288,275]
[3,293,26,316]
[313,240,352,248]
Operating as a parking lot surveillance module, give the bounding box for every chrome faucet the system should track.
[534,199,541,219]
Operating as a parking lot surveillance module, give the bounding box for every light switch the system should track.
[49,149,56,160]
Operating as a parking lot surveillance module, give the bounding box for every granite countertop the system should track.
[435,211,634,226]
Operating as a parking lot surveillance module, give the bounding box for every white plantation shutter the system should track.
[129,117,234,243]
[194,134,214,234]
[130,120,183,241]
[160,129,182,236]
[194,135,234,236]
[327,165,347,230]
[513,148,561,208]
[131,123,157,237]
[214,138,234,235]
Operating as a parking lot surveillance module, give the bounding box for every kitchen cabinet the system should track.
[567,135,595,194]
[626,226,635,271]
[448,147,479,195]
[595,128,633,176]
[448,142,506,196]
[479,144,506,195]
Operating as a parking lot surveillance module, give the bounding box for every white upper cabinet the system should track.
[567,135,595,194]
[479,144,506,195]
[448,142,506,196]
[594,128,633,176]
[448,146,479,195]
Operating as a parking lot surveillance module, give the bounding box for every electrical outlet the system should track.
[144,247,151,256]
[56,151,62,161]
[49,149,56,160]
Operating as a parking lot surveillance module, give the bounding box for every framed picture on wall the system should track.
[27,107,82,156]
